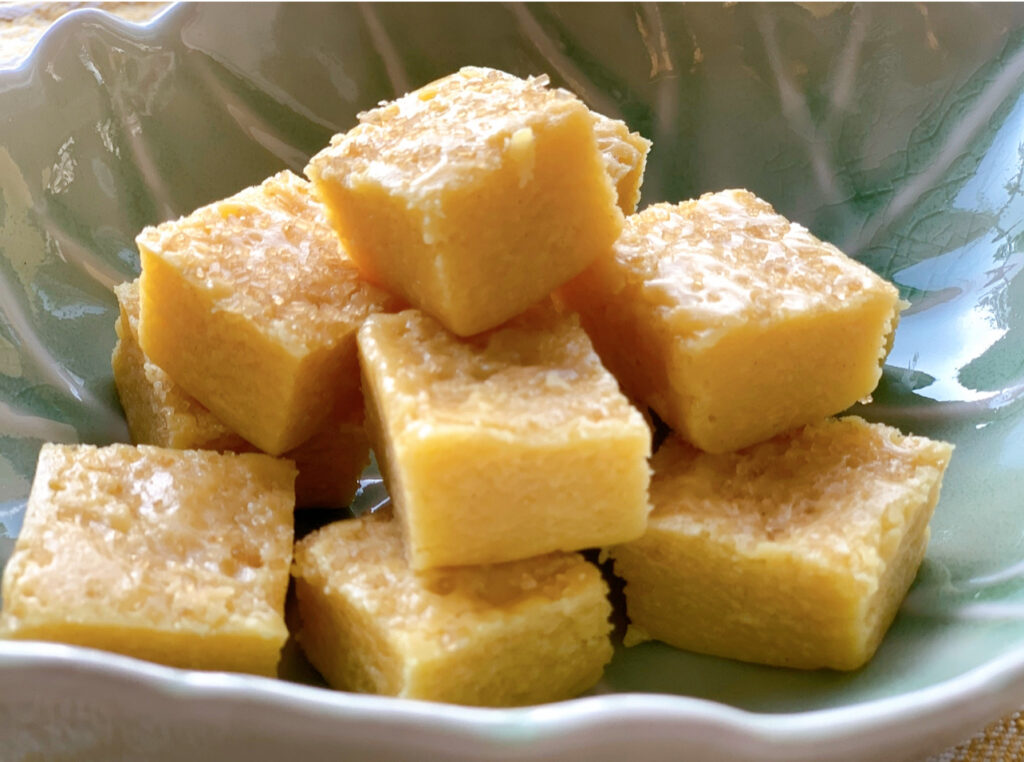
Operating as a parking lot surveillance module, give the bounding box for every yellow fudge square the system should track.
[136,170,402,455]
[358,304,651,569]
[292,509,613,706]
[560,189,903,453]
[282,412,369,509]
[610,417,954,670]
[0,443,296,676]
[112,279,369,508]
[593,112,651,214]
[306,66,624,337]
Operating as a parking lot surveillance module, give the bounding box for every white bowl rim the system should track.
[3,634,1024,751]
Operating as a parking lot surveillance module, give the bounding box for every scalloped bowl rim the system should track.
[2,2,1024,755]
[4,637,1024,750]
[0,1,184,72]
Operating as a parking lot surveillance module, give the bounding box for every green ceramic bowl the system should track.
[1,4,1023,760]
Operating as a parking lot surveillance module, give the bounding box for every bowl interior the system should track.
[1,2,1023,715]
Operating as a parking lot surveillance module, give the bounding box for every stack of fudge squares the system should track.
[1,67,954,702]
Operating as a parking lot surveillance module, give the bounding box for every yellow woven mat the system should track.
[929,712,1024,762]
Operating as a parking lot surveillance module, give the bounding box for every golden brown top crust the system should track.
[614,190,899,341]
[1,443,295,635]
[135,171,401,351]
[293,510,603,650]
[358,303,648,436]
[648,416,953,568]
[306,67,589,193]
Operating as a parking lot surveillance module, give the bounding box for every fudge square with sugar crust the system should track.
[0,443,296,676]
[112,279,370,508]
[357,303,651,570]
[136,170,402,456]
[306,66,624,337]
[560,189,903,453]
[610,417,953,671]
[292,509,614,706]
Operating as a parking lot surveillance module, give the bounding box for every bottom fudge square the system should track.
[611,417,953,670]
[291,509,613,706]
[357,304,651,570]
[0,443,296,676]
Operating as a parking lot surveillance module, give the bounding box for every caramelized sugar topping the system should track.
[136,171,399,350]
[650,417,953,556]
[359,304,643,434]
[617,190,894,339]
[311,67,585,191]
[3,444,294,631]
[296,511,598,641]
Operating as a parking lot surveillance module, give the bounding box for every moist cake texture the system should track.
[306,66,624,336]
[560,189,903,452]
[610,416,954,670]
[292,509,613,706]
[357,303,651,569]
[0,443,296,675]
[113,279,369,508]
[136,170,401,455]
